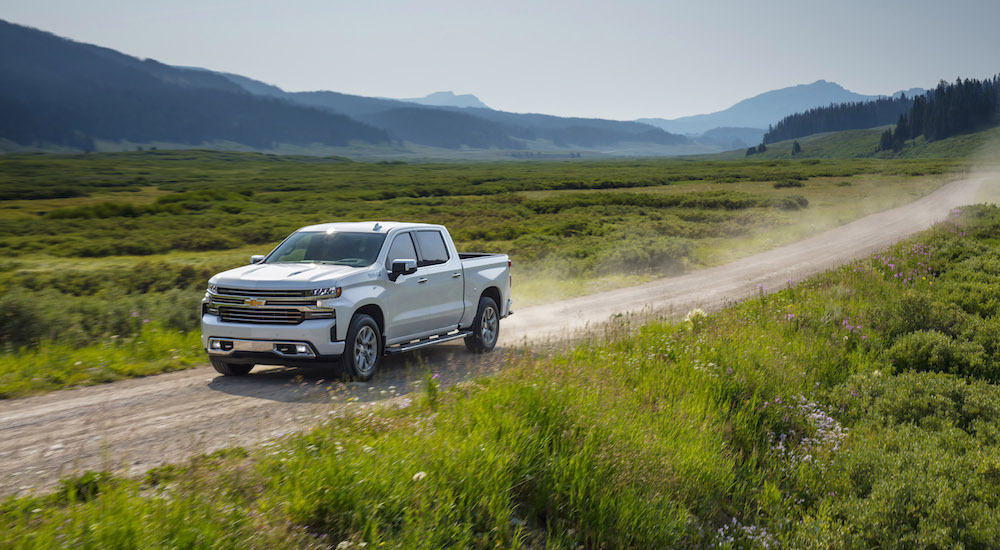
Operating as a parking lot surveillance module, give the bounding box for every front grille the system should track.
[218,306,304,324]
[217,287,311,298]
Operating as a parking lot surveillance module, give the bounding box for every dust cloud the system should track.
[970,134,1000,204]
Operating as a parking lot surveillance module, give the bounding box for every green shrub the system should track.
[773,179,805,189]
[886,330,987,378]
[596,236,691,274]
[0,293,44,349]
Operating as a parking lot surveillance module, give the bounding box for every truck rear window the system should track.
[268,232,386,267]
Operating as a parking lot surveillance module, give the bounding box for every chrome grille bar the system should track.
[218,307,304,324]
[217,287,312,298]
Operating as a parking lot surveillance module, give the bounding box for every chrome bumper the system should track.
[201,314,345,356]
[207,338,319,358]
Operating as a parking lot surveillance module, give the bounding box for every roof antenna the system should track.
[373,223,382,232]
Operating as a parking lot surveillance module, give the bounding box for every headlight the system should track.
[312,287,341,297]
[207,283,218,294]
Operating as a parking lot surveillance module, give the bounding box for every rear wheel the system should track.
[340,314,382,381]
[211,359,253,376]
[465,296,500,353]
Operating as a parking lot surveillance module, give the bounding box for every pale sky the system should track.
[4,0,999,120]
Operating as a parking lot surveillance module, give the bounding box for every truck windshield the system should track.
[266,232,386,267]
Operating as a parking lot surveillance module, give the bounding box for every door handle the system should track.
[452,273,462,278]
[417,278,428,284]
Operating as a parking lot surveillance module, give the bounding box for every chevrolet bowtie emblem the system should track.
[245,298,266,307]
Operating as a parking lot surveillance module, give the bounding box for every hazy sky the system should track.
[4,0,1000,120]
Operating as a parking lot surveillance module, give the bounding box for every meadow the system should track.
[0,151,961,396]
[4,199,1000,548]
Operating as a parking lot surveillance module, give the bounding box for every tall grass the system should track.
[0,324,202,398]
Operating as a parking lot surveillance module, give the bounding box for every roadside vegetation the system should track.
[5,203,1000,547]
[0,151,961,396]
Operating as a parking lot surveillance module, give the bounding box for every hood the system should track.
[210,263,366,290]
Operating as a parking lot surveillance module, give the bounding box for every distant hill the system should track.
[401,91,490,109]
[692,127,765,150]
[0,20,389,151]
[205,67,690,150]
[640,80,925,136]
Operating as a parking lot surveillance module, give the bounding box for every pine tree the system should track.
[792,141,802,155]
[893,114,909,151]
[879,129,894,151]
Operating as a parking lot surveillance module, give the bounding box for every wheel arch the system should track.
[353,303,385,336]
[480,286,502,309]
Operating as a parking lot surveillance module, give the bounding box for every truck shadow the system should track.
[206,342,513,404]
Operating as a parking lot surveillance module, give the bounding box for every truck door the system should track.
[411,230,465,335]
[383,231,425,342]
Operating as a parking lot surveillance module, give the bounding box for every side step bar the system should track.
[385,331,472,354]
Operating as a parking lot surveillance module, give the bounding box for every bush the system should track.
[0,293,44,349]
[596,236,691,275]
[886,330,987,378]
[773,179,805,189]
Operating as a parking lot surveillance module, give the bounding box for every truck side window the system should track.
[385,232,417,271]
[414,230,449,267]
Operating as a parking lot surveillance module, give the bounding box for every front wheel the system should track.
[211,359,253,376]
[465,296,500,353]
[340,314,382,381]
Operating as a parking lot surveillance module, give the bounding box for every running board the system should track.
[385,331,471,354]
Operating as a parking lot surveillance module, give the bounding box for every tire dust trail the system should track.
[0,177,982,497]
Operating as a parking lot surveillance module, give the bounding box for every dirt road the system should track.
[0,177,983,496]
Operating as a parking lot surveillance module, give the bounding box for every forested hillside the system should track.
[763,96,913,144]
[880,76,1000,151]
[0,20,389,150]
[765,75,1000,150]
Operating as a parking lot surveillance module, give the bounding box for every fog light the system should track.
[211,340,233,351]
[295,344,308,354]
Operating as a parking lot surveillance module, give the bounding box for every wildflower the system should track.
[130,311,139,318]
[412,471,427,482]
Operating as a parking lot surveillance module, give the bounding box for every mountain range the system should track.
[0,19,928,157]
[639,81,925,148]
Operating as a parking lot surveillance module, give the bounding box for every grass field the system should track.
[5,203,1000,548]
[0,151,967,397]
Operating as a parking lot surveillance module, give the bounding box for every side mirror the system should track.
[388,259,417,282]
[250,255,265,264]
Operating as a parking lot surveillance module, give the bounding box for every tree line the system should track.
[763,96,913,144]
[880,76,1000,151]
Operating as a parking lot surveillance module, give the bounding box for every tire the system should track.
[211,359,253,376]
[465,296,500,353]
[340,314,382,381]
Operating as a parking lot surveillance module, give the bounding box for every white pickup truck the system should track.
[201,221,512,380]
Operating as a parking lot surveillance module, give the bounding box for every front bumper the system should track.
[201,314,345,359]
